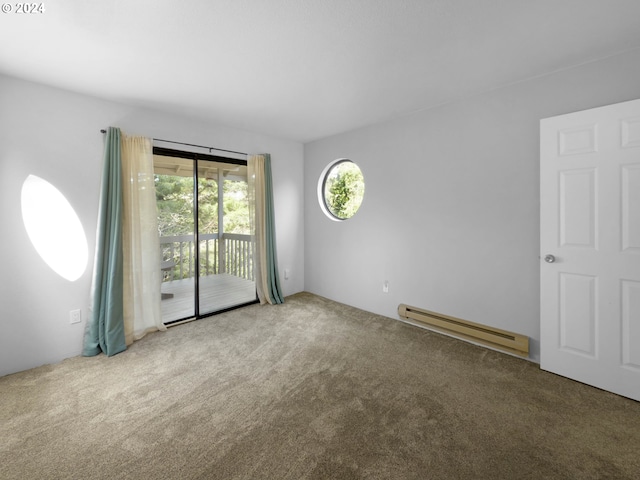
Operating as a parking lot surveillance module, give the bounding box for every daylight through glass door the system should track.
[153,148,256,324]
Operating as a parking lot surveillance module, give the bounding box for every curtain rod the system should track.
[100,129,248,156]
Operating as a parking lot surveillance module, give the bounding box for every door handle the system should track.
[544,254,556,263]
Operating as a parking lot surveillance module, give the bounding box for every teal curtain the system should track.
[263,154,284,304]
[83,127,126,357]
[248,154,284,305]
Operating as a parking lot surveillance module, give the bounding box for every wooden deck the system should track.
[160,274,256,323]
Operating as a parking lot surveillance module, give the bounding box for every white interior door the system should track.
[540,98,640,402]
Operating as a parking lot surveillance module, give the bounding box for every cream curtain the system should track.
[248,155,264,302]
[121,135,166,344]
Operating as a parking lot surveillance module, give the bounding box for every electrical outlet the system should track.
[284,268,290,280]
[70,309,81,324]
[383,280,389,293]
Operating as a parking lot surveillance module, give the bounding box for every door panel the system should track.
[154,151,256,323]
[622,280,640,369]
[540,98,640,401]
[622,164,640,252]
[559,168,597,248]
[198,165,256,316]
[154,155,196,323]
[559,273,597,357]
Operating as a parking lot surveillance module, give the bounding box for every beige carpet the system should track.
[1,292,639,479]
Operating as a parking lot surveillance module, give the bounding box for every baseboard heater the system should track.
[398,304,529,357]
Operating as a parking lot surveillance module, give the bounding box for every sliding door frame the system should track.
[153,146,257,325]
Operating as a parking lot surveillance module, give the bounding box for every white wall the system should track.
[0,75,304,377]
[304,49,640,362]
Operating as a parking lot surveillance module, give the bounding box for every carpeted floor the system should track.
[1,292,639,479]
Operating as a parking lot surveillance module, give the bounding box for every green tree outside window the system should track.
[323,160,365,220]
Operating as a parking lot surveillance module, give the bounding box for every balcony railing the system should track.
[160,233,254,282]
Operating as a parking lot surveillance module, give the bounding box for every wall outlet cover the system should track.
[70,309,81,324]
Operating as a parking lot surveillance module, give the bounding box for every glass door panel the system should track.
[196,162,220,315]
[198,161,256,314]
[154,154,196,323]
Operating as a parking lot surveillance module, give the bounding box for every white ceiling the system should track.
[2,0,640,143]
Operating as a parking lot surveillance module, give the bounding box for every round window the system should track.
[318,159,365,220]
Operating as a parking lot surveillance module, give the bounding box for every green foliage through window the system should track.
[322,160,365,220]
[155,171,251,280]
[155,175,250,237]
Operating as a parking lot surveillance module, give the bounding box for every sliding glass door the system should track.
[153,148,256,324]
[197,160,255,315]
[155,153,196,322]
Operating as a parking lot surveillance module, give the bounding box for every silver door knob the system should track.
[544,254,556,263]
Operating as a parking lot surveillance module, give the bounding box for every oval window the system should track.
[318,159,365,220]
